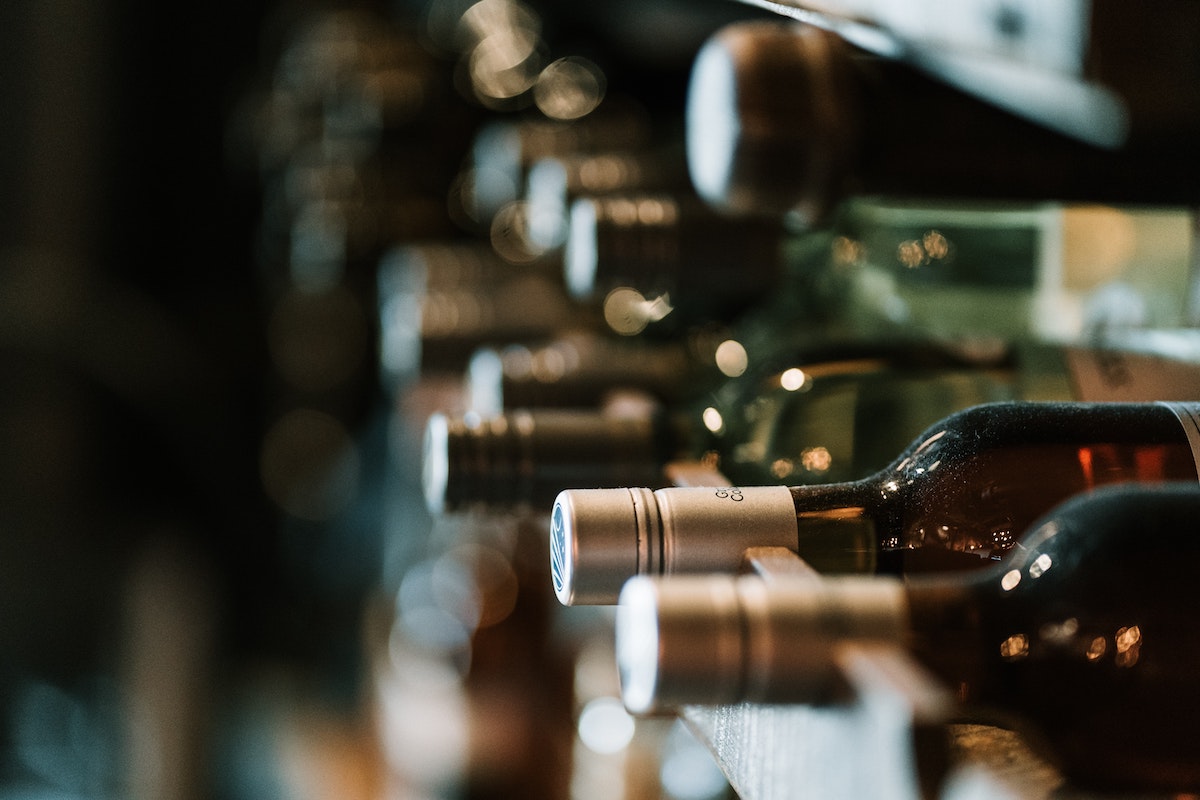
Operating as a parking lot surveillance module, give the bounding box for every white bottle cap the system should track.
[551,485,801,605]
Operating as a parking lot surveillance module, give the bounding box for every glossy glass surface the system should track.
[906,484,1200,790]
[703,345,1020,487]
[787,402,1199,571]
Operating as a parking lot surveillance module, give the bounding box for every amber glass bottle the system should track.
[552,401,1200,604]
[616,483,1200,792]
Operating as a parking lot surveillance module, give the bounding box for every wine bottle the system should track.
[376,242,587,390]
[551,401,1200,604]
[434,334,1200,516]
[564,193,791,332]
[524,146,692,253]
[615,482,1200,791]
[428,339,1026,512]
[463,102,655,229]
[686,20,1200,224]
[423,405,677,515]
[465,329,710,416]
[830,198,1197,342]
[564,186,1197,345]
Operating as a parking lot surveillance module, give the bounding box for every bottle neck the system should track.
[788,482,884,574]
[467,333,697,415]
[425,408,681,512]
[791,402,1200,575]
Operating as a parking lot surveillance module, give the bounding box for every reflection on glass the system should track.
[490,200,542,262]
[603,287,673,335]
[999,633,1030,660]
[770,458,793,479]
[801,446,832,473]
[714,339,748,378]
[452,0,545,108]
[535,56,605,120]
[702,407,724,435]
[832,235,864,266]
[779,367,809,392]
[1115,625,1142,667]
[1038,617,1078,644]
[577,697,635,755]
[896,229,953,269]
[1003,566,1022,592]
[469,33,541,104]
[897,239,925,269]
[838,200,1196,342]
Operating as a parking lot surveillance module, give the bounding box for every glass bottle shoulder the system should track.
[872,402,1199,564]
[701,348,1023,487]
[915,485,1200,789]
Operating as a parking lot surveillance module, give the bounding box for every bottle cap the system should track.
[551,485,801,606]
[468,104,654,225]
[616,573,907,713]
[526,149,692,251]
[564,193,787,319]
[422,410,668,515]
[686,20,859,224]
[377,243,577,385]
[465,333,693,415]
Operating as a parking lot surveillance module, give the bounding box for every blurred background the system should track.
[0,1,763,797]
[3,0,1199,798]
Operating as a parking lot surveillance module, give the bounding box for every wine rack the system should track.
[667,464,1181,800]
[4,0,1199,797]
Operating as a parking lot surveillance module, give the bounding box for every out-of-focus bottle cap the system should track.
[422,410,666,515]
[467,103,655,225]
[564,194,788,331]
[686,20,859,225]
[616,573,906,713]
[527,149,692,252]
[465,333,693,415]
[377,242,579,384]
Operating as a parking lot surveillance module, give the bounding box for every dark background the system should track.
[0,1,760,795]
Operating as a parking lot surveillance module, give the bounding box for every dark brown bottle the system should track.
[465,330,704,415]
[616,483,1200,791]
[376,242,585,390]
[524,146,692,252]
[686,20,1200,224]
[552,401,1200,604]
[564,192,790,331]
